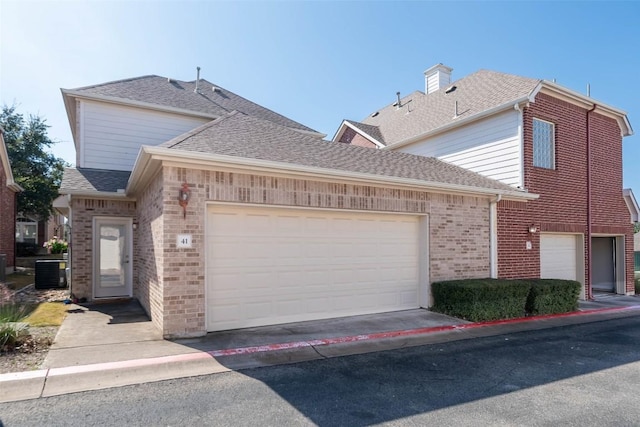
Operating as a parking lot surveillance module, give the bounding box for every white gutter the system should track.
[61,89,326,139]
[382,94,536,152]
[129,146,538,202]
[540,80,633,136]
[59,189,135,200]
[61,89,220,120]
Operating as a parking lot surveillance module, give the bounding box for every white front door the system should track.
[93,217,132,298]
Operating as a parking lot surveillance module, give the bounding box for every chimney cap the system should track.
[424,63,453,76]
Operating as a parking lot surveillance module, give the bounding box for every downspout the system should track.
[13,191,17,272]
[67,194,73,299]
[490,194,502,278]
[586,104,597,300]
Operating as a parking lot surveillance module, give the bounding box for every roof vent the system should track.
[212,86,218,92]
[394,91,401,109]
[371,111,379,118]
[167,78,174,83]
[445,85,457,94]
[194,66,201,93]
[424,63,453,94]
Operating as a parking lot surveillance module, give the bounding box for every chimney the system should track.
[424,63,453,94]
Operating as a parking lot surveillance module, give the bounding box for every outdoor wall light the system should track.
[178,183,191,219]
[528,225,538,234]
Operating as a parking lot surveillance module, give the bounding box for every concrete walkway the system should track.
[1,294,640,403]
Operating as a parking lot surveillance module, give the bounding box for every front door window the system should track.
[94,218,132,298]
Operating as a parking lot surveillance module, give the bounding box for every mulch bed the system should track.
[1,283,70,374]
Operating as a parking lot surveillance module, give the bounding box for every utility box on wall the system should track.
[35,260,67,289]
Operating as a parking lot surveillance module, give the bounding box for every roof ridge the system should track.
[68,75,161,91]
[162,111,240,148]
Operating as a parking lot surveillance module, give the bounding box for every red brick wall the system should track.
[0,160,16,269]
[338,127,378,149]
[498,93,634,294]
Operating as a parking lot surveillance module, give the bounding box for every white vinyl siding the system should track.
[533,118,555,169]
[397,110,522,187]
[79,100,210,171]
[206,204,421,331]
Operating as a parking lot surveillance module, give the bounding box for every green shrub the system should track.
[525,279,581,315]
[0,303,32,352]
[431,279,530,322]
[0,303,31,323]
[0,322,28,351]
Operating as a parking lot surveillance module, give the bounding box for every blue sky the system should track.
[1,1,639,192]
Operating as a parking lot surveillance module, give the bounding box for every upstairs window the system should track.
[533,118,555,169]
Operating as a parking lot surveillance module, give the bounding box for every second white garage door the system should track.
[540,234,578,281]
[206,204,422,331]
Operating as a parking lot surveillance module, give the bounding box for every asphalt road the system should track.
[2,315,640,426]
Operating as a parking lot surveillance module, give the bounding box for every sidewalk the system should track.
[1,295,639,403]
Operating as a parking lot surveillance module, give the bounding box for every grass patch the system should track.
[4,270,35,291]
[24,302,67,327]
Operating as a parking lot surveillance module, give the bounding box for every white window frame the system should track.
[16,218,38,244]
[533,118,555,169]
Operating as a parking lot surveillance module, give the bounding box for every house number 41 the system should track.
[177,234,192,248]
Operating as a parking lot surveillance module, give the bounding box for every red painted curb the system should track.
[2,304,639,382]
[206,304,640,357]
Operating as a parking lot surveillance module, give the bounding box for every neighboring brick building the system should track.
[0,128,22,275]
[58,74,533,338]
[333,64,638,298]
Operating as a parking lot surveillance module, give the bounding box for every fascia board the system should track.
[60,190,135,201]
[126,146,159,195]
[0,132,23,192]
[539,81,633,136]
[287,127,327,139]
[382,97,532,151]
[60,89,79,149]
[61,90,219,120]
[139,146,538,202]
[342,121,385,148]
[331,121,348,142]
[623,188,640,223]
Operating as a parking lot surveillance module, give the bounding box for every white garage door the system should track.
[540,234,577,281]
[206,204,422,331]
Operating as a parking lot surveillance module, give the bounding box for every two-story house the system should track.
[57,72,535,338]
[333,64,639,299]
[0,127,22,275]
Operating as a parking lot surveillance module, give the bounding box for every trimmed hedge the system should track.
[431,278,581,322]
[525,279,581,315]
[431,279,530,322]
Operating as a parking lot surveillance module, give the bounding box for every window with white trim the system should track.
[533,118,555,169]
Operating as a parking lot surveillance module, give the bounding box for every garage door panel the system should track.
[540,234,578,281]
[207,205,421,331]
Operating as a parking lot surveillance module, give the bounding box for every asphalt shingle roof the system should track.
[67,75,318,134]
[357,70,540,146]
[60,168,131,193]
[161,111,522,193]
